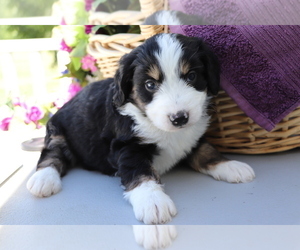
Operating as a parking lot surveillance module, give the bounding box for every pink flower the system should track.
[85,25,94,34]
[54,82,82,109]
[12,97,21,106]
[0,117,12,131]
[81,54,98,72]
[12,97,27,109]
[85,0,93,11]
[60,18,67,25]
[60,39,72,52]
[25,106,44,124]
[68,82,82,99]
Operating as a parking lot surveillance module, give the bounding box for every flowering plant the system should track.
[0,26,93,132]
[0,81,83,132]
[1,0,144,132]
[59,25,140,86]
[0,100,45,131]
[0,24,140,132]
[59,25,99,87]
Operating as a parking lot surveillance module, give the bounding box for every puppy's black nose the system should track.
[169,111,189,127]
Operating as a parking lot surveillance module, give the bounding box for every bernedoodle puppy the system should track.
[27,33,255,224]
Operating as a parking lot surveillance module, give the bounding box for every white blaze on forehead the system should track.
[155,34,183,79]
[142,34,208,133]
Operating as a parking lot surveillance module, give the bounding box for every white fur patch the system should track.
[120,103,209,175]
[152,10,181,25]
[133,225,177,250]
[201,160,255,183]
[155,34,182,77]
[27,167,62,197]
[124,180,177,224]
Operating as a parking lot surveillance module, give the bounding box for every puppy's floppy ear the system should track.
[200,42,220,96]
[113,50,137,107]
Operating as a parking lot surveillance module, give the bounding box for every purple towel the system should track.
[169,0,300,25]
[170,25,300,131]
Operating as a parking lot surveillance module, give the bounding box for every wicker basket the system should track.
[89,0,167,25]
[206,91,300,154]
[87,26,166,79]
[87,33,145,78]
[87,4,300,154]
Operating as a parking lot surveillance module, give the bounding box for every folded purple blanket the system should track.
[170,25,300,131]
[169,0,300,25]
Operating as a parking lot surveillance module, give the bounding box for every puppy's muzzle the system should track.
[169,111,189,127]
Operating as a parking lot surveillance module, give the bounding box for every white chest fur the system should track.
[119,103,209,175]
[151,124,207,175]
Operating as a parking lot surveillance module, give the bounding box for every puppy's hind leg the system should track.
[27,133,70,198]
[188,139,255,183]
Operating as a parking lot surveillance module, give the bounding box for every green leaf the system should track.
[71,57,82,71]
[70,39,87,58]
[75,26,89,40]
[38,110,52,126]
[5,99,14,110]
[66,60,88,85]
[73,1,89,24]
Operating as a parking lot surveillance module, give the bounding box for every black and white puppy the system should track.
[27,33,255,224]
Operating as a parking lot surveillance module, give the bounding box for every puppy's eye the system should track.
[186,71,196,82]
[145,80,157,91]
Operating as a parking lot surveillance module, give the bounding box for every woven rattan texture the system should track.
[206,91,300,154]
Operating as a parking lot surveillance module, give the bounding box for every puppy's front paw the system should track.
[26,167,62,197]
[205,160,255,183]
[133,225,177,250]
[124,181,177,224]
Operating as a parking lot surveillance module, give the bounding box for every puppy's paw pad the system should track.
[211,160,255,183]
[133,225,177,250]
[26,167,62,197]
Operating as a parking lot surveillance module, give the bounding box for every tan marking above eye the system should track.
[147,65,160,80]
[181,61,190,75]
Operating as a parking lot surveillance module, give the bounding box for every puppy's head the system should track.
[114,33,220,132]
